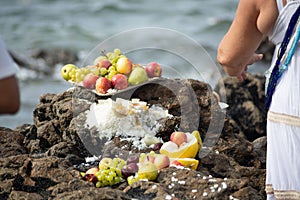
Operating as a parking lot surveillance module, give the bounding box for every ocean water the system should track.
[0,0,241,128]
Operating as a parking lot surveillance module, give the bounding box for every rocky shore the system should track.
[0,72,267,200]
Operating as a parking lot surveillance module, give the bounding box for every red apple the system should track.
[116,57,132,74]
[96,58,111,69]
[111,74,128,90]
[82,73,99,89]
[96,77,112,94]
[145,62,162,78]
[170,131,187,147]
[154,154,170,170]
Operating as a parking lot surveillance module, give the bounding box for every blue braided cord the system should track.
[284,22,300,65]
[266,5,300,110]
[277,23,300,77]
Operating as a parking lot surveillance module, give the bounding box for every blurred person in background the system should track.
[218,0,300,199]
[0,36,20,114]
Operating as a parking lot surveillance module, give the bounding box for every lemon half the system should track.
[170,158,199,170]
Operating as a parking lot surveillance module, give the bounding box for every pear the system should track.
[137,161,158,181]
[128,67,149,85]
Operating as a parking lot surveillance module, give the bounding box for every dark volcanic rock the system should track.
[214,73,266,141]
[0,77,267,200]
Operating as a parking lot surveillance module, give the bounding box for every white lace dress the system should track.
[265,0,300,199]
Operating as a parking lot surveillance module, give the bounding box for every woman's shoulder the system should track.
[269,1,300,43]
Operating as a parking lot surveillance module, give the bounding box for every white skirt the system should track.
[266,111,300,199]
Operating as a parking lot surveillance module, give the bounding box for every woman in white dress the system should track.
[218,0,300,199]
[0,36,20,114]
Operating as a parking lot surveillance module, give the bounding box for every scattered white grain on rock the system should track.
[178,180,186,185]
[215,150,219,154]
[218,187,222,192]
[192,189,198,193]
[203,192,208,197]
[197,174,201,177]
[222,182,227,189]
[85,155,99,163]
[203,176,207,180]
[172,172,177,176]
[208,178,217,182]
[165,195,172,200]
[152,185,157,189]
[229,195,239,200]
[214,184,219,188]
[171,177,178,182]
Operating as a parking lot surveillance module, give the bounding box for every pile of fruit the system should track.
[60,49,162,94]
[81,131,202,187]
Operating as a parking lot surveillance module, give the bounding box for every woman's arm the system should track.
[217,0,278,79]
[0,75,20,114]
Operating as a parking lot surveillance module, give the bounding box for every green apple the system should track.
[61,64,77,81]
[128,67,149,85]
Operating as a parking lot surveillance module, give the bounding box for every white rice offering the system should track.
[85,98,172,148]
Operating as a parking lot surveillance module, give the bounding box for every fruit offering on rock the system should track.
[128,66,149,85]
[61,48,164,94]
[111,74,128,90]
[142,155,156,164]
[139,151,169,170]
[85,167,99,175]
[61,64,78,81]
[152,142,163,152]
[81,167,99,185]
[82,173,98,185]
[139,151,157,164]
[160,132,199,158]
[191,130,203,151]
[145,62,162,78]
[170,131,188,147]
[154,154,170,170]
[116,57,132,74]
[121,163,139,179]
[127,175,140,185]
[71,67,92,83]
[137,161,159,181]
[126,154,140,165]
[82,73,99,89]
[98,157,113,170]
[170,158,199,170]
[96,77,112,94]
[95,57,112,69]
[90,157,126,188]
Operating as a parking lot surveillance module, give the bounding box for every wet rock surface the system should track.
[0,75,267,200]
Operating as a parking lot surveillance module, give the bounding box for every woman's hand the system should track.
[237,53,263,82]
